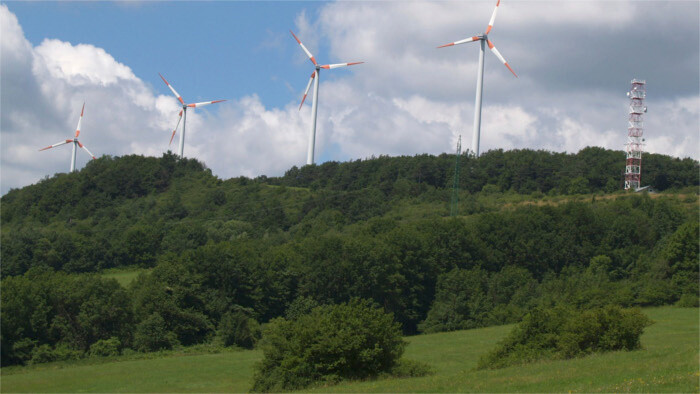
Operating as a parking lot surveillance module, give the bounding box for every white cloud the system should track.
[34,39,137,86]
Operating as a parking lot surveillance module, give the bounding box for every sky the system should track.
[1,1,698,195]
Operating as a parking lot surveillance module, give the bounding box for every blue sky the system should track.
[1,1,698,194]
[7,1,328,108]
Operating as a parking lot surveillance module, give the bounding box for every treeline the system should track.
[273,147,698,194]
[2,149,697,277]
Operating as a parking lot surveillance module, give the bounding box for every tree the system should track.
[218,308,260,349]
[419,268,490,333]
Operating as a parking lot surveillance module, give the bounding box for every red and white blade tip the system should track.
[320,62,364,69]
[485,0,500,34]
[290,30,317,66]
[39,139,73,151]
[186,100,226,108]
[159,73,185,105]
[75,103,85,138]
[487,40,517,78]
[299,71,316,110]
[78,142,97,159]
[438,36,480,48]
[170,110,183,145]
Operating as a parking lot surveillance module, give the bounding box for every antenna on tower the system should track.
[624,79,646,190]
[451,135,462,217]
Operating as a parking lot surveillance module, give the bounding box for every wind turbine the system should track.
[39,103,96,172]
[159,73,226,158]
[438,0,517,158]
[290,30,363,165]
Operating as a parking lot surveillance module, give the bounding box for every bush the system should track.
[30,344,82,365]
[558,306,652,358]
[676,293,699,308]
[477,305,652,370]
[133,313,179,352]
[89,337,121,357]
[251,299,407,392]
[386,358,433,378]
[218,309,260,349]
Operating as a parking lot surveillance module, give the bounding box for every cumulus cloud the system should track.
[1,2,698,195]
[311,0,698,157]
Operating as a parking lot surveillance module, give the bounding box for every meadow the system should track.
[2,306,697,393]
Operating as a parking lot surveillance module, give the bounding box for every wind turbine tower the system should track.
[290,30,364,165]
[624,79,646,190]
[438,0,517,158]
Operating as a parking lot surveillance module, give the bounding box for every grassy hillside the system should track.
[2,307,696,392]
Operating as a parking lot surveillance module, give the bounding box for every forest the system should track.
[1,147,698,366]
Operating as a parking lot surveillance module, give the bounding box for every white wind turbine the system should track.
[291,30,364,165]
[438,0,517,158]
[39,103,96,172]
[159,73,226,158]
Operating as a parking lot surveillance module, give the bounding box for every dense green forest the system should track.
[1,147,698,366]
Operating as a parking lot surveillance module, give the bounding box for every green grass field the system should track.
[2,307,697,392]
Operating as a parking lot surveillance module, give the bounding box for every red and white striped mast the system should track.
[624,79,646,190]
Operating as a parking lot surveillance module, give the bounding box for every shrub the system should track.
[558,306,652,358]
[477,305,652,370]
[386,358,434,378]
[89,337,121,357]
[29,344,82,365]
[218,309,260,349]
[676,293,699,308]
[7,338,37,365]
[133,313,179,352]
[251,299,407,392]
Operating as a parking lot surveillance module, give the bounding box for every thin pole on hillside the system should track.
[451,135,462,217]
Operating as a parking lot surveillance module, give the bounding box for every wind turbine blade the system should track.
[487,39,517,77]
[186,100,226,108]
[485,0,501,34]
[75,102,85,138]
[39,140,73,151]
[299,71,316,110]
[319,62,364,70]
[170,110,183,146]
[159,73,185,105]
[77,141,96,159]
[290,30,317,66]
[437,36,480,48]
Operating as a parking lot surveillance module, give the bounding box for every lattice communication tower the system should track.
[624,79,646,190]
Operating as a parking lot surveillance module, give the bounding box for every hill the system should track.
[2,148,697,277]
[1,306,696,392]
[1,148,698,366]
